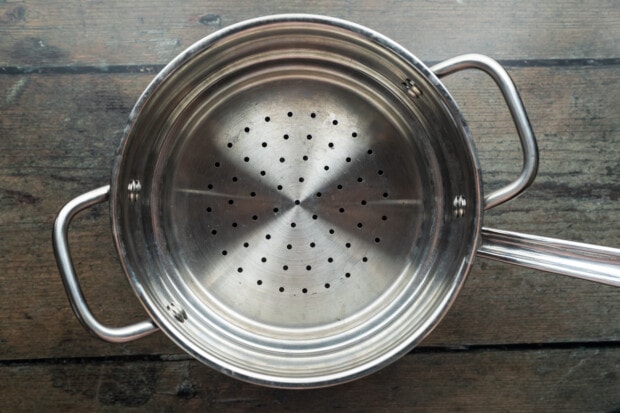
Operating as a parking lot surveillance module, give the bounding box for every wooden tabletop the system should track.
[1,1,618,411]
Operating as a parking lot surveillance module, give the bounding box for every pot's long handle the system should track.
[431,54,539,210]
[479,228,620,287]
[53,185,159,342]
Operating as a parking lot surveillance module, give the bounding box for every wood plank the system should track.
[0,66,618,361]
[0,348,618,411]
[0,0,618,68]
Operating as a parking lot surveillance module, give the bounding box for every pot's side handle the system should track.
[53,185,159,343]
[479,228,620,287]
[431,54,539,210]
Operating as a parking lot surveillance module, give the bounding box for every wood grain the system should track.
[1,0,618,408]
[0,66,618,360]
[0,0,618,68]
[1,348,618,411]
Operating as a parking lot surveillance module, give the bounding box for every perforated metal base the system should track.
[162,72,433,330]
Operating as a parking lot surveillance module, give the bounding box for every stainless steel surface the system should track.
[109,14,481,387]
[431,54,539,211]
[52,185,158,342]
[479,228,620,287]
[53,14,619,389]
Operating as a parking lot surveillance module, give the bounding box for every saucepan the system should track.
[53,14,620,388]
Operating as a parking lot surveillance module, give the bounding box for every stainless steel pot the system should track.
[53,14,620,388]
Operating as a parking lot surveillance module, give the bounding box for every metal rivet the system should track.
[403,78,423,98]
[167,302,187,323]
[453,195,467,218]
[128,179,141,203]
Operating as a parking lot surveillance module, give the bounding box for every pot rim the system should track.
[109,14,483,388]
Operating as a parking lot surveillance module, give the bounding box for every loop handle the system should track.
[431,54,539,210]
[53,185,158,343]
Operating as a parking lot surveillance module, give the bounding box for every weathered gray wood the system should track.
[1,0,618,409]
[0,66,618,361]
[0,0,618,68]
[0,348,618,411]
